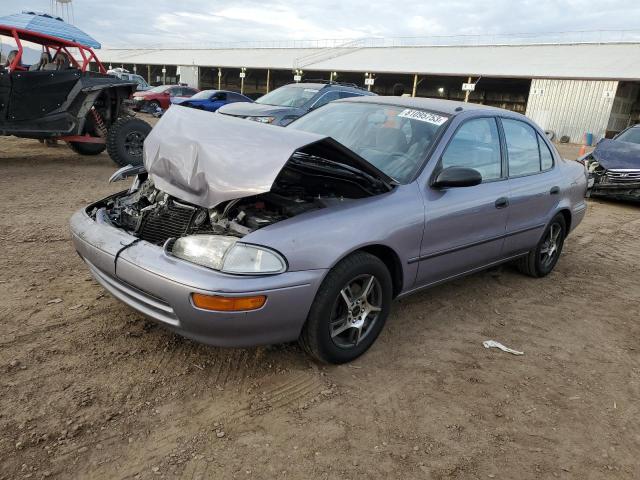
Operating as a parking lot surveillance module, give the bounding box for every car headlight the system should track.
[247,116,275,124]
[172,235,286,274]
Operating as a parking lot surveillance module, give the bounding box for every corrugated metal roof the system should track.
[99,43,640,80]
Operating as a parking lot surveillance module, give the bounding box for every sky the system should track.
[1,0,639,48]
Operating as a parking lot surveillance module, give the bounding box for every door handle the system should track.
[550,186,560,195]
[494,197,509,209]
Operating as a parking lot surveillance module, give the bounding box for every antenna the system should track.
[50,0,75,24]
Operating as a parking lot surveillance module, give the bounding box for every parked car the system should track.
[171,89,253,112]
[131,85,199,111]
[582,124,640,201]
[71,97,588,364]
[0,11,151,167]
[217,80,374,126]
[107,68,150,91]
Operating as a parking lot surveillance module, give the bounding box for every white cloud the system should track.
[0,0,638,47]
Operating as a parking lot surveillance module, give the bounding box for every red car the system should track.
[132,85,199,111]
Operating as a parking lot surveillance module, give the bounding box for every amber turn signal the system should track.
[191,293,266,312]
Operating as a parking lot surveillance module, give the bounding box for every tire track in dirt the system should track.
[51,368,328,480]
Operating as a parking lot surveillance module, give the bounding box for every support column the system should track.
[217,68,222,90]
[412,74,418,97]
[240,68,246,94]
[147,64,151,83]
[464,76,472,102]
[266,69,270,93]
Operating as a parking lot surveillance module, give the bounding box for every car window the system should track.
[256,85,319,108]
[503,119,541,176]
[228,93,247,102]
[312,91,341,109]
[184,88,198,96]
[213,92,227,101]
[538,134,554,170]
[289,102,449,183]
[615,127,640,144]
[440,117,502,181]
[168,87,182,96]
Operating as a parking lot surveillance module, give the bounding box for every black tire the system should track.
[148,100,160,111]
[299,252,392,364]
[516,214,567,278]
[106,117,152,167]
[68,141,106,156]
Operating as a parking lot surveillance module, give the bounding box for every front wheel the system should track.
[106,117,152,167]
[299,252,392,364]
[516,214,567,277]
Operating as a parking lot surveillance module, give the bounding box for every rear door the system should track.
[415,116,510,286]
[500,118,561,255]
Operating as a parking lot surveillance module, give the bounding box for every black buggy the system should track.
[0,11,151,166]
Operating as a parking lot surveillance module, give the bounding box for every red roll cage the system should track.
[0,25,106,74]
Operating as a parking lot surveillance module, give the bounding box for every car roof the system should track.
[283,82,371,94]
[339,95,507,115]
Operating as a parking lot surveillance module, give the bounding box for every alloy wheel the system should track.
[540,222,562,268]
[124,131,144,157]
[329,274,383,348]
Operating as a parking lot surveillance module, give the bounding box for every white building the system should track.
[99,34,640,143]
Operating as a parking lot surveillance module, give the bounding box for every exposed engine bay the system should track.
[89,152,390,246]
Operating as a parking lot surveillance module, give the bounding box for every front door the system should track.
[415,116,510,287]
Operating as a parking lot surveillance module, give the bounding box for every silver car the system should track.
[70,97,588,364]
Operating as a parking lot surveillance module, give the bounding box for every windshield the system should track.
[616,127,640,145]
[256,85,319,108]
[190,90,216,100]
[148,85,168,93]
[289,102,449,183]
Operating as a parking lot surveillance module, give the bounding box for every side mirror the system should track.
[432,166,482,188]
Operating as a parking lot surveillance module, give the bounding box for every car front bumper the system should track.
[70,208,327,347]
[588,177,640,201]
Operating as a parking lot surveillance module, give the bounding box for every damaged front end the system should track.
[583,148,640,202]
[87,106,393,274]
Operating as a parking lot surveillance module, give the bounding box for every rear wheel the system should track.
[299,252,392,364]
[106,117,152,167]
[516,214,567,277]
[68,141,106,156]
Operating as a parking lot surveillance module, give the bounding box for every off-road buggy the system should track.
[0,11,151,166]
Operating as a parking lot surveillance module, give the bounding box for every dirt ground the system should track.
[1,132,639,480]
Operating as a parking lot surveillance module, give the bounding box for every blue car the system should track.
[171,90,252,112]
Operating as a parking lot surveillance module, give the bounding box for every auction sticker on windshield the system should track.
[398,109,448,126]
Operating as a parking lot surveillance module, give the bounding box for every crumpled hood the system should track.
[592,138,640,170]
[217,101,296,117]
[143,105,391,209]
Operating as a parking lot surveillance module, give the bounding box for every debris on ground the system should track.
[482,340,524,355]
